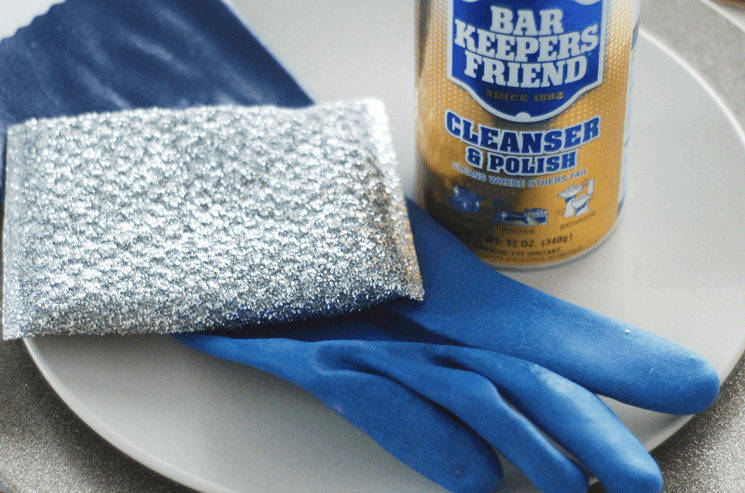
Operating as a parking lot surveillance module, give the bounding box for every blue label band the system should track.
[448,0,608,123]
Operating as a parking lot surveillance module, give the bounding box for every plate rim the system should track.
[23,336,237,493]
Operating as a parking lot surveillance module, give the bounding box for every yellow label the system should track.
[416,0,638,267]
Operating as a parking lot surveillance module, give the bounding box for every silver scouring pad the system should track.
[2,100,423,339]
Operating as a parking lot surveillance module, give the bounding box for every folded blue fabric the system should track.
[0,1,720,493]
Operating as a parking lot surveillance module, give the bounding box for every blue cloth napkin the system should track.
[0,1,720,492]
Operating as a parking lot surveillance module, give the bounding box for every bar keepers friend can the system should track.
[416,0,640,267]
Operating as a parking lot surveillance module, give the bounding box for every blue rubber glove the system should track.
[0,0,311,201]
[0,1,720,492]
[388,202,720,417]
[179,200,720,493]
[178,313,659,493]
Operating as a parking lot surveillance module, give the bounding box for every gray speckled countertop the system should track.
[2,1,745,492]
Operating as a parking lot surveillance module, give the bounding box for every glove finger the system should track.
[176,333,501,493]
[355,343,589,493]
[387,200,720,415]
[264,319,645,493]
[448,348,663,493]
[263,313,661,492]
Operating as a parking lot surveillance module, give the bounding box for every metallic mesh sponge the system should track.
[2,100,423,339]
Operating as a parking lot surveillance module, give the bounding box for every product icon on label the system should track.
[558,179,595,217]
[450,185,484,213]
[493,199,548,227]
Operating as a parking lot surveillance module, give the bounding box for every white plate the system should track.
[14,1,745,492]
